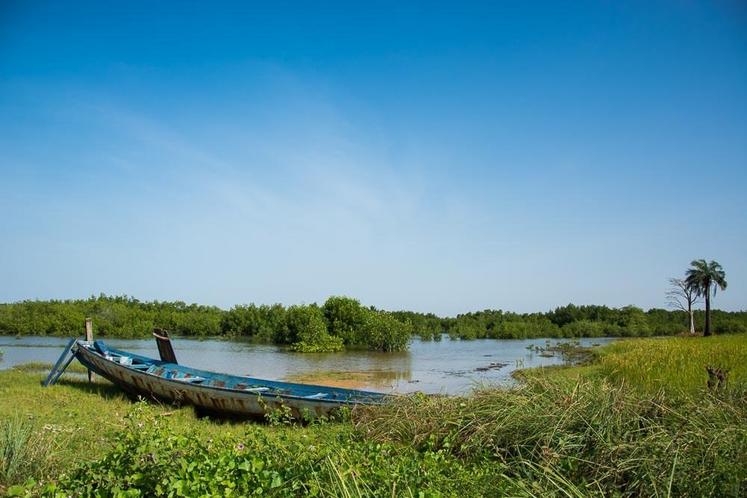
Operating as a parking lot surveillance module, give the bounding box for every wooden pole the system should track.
[85,318,94,383]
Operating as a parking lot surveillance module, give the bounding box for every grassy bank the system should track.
[1,336,745,496]
[521,334,747,396]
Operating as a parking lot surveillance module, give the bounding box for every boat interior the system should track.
[81,340,387,403]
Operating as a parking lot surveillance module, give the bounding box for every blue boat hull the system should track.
[73,340,389,419]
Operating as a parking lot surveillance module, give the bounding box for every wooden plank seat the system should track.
[305,393,328,399]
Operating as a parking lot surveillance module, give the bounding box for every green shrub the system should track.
[221,304,288,342]
[359,310,412,352]
[290,335,345,353]
[560,319,606,337]
[322,296,368,345]
[287,305,344,353]
[714,319,747,335]
[47,404,507,497]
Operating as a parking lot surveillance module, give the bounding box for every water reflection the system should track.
[0,336,615,394]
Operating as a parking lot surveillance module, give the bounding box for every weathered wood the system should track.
[85,318,95,382]
[73,340,389,419]
[153,328,178,364]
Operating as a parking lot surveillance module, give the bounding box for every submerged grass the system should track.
[0,334,744,496]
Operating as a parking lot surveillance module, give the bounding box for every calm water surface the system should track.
[0,336,615,394]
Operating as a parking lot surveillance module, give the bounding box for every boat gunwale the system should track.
[73,340,390,406]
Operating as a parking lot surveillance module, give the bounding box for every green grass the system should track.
[0,417,53,487]
[592,334,747,394]
[0,369,500,497]
[354,376,746,497]
[10,361,89,375]
[0,367,257,473]
[0,335,745,497]
[522,334,747,396]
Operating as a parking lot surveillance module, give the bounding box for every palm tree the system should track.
[685,259,727,336]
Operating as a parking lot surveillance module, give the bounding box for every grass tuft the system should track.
[0,416,53,488]
[354,376,747,497]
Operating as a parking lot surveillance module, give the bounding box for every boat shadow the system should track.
[53,376,270,424]
[53,376,131,400]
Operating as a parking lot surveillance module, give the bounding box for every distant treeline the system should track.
[396,305,747,341]
[0,295,410,352]
[1,296,746,352]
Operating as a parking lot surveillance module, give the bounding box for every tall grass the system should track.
[1,335,745,496]
[592,335,747,395]
[353,377,747,497]
[0,416,52,487]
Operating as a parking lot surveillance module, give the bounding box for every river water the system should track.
[0,336,614,394]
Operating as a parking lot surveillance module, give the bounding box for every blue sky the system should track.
[1,1,745,314]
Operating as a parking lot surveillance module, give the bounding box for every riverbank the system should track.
[0,336,614,394]
[1,335,745,496]
[518,334,747,395]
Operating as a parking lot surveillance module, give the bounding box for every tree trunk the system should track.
[704,289,712,337]
[688,302,695,335]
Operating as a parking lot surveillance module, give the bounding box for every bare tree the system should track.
[667,277,700,334]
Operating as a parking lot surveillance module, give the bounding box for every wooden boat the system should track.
[45,337,390,419]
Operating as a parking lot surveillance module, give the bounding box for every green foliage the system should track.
[221,304,288,342]
[685,259,728,298]
[44,403,506,497]
[0,295,223,338]
[0,416,53,488]
[589,334,747,395]
[290,335,345,353]
[287,305,344,353]
[354,375,747,497]
[685,259,728,336]
[2,295,747,353]
[559,319,608,337]
[3,336,747,497]
[322,296,367,345]
[617,305,651,336]
[321,297,412,351]
[389,311,444,340]
[714,318,747,334]
[358,310,412,352]
[439,304,747,340]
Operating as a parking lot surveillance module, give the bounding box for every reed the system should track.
[0,416,52,488]
[354,374,747,496]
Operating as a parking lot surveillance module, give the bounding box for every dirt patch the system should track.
[284,370,404,390]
